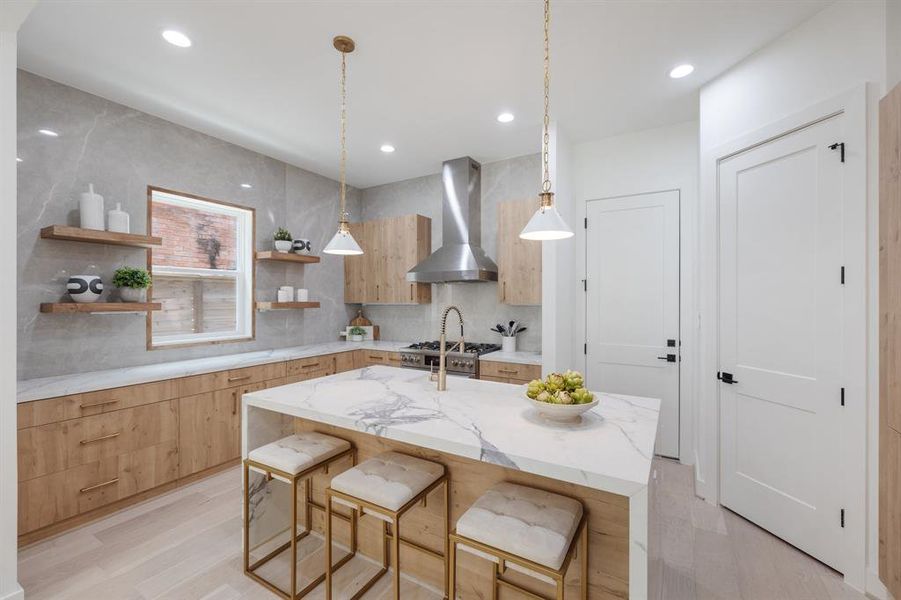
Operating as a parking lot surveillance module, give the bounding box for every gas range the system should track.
[399,341,501,377]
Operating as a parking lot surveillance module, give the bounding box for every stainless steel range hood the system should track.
[407,156,498,283]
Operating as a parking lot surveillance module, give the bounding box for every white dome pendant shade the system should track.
[324,223,363,255]
[520,192,573,241]
[323,35,364,257]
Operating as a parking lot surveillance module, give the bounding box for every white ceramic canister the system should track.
[107,203,130,233]
[501,336,516,353]
[296,288,309,302]
[79,184,104,230]
[277,289,291,303]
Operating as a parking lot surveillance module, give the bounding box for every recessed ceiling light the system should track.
[240,183,252,189]
[38,129,58,137]
[380,144,395,153]
[162,30,192,48]
[16,157,22,162]
[497,112,515,123]
[669,64,694,79]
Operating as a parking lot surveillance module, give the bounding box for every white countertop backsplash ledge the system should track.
[17,342,542,403]
[244,365,660,497]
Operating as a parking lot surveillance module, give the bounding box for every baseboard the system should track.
[0,583,24,600]
[866,568,890,600]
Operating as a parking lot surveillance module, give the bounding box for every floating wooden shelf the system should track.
[255,251,320,264]
[40,302,162,314]
[256,301,320,311]
[40,225,162,249]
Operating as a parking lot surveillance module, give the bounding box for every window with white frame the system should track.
[149,188,254,347]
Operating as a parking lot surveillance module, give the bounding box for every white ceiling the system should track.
[18,1,829,188]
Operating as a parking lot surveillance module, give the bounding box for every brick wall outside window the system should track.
[152,202,237,270]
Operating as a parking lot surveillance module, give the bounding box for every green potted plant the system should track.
[348,326,366,342]
[273,228,293,253]
[112,266,152,303]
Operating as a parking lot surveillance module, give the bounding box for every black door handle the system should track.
[717,371,738,384]
[657,354,677,363]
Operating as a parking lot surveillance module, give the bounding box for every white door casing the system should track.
[718,113,844,571]
[586,190,680,458]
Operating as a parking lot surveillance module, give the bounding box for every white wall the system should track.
[572,120,699,462]
[542,122,576,374]
[888,0,901,90]
[1,1,33,596]
[698,0,885,593]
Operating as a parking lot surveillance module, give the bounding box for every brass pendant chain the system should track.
[338,50,348,226]
[541,0,551,195]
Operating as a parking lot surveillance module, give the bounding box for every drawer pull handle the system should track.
[497,369,519,375]
[368,355,383,361]
[80,399,119,409]
[301,362,320,369]
[79,432,121,445]
[80,478,119,493]
[228,375,252,382]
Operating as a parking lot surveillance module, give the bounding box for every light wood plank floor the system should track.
[18,458,867,599]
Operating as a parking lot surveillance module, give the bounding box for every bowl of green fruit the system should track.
[526,370,598,422]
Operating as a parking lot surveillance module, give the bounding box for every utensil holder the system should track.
[502,336,516,353]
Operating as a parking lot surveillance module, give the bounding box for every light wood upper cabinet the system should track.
[343,214,431,304]
[497,199,541,305]
[880,81,901,600]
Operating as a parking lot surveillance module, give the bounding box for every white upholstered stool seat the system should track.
[329,450,444,512]
[248,432,351,476]
[456,481,582,571]
[449,482,588,599]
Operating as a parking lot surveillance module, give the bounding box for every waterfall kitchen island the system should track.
[242,365,660,599]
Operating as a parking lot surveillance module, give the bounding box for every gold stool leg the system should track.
[392,518,401,600]
[580,522,589,599]
[556,574,565,600]
[444,480,450,599]
[325,491,333,600]
[448,538,457,600]
[243,462,250,573]
[291,475,298,599]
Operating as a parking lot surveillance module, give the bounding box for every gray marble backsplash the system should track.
[359,154,542,351]
[17,71,358,380]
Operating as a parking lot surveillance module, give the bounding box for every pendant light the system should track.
[324,35,364,256]
[520,0,573,241]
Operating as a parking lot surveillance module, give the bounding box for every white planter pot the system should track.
[350,334,364,342]
[274,240,293,253]
[119,287,146,303]
[502,336,517,353]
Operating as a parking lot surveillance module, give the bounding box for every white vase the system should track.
[119,287,146,303]
[502,336,516,353]
[274,240,292,253]
[68,275,103,303]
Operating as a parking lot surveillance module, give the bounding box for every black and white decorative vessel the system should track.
[67,275,103,303]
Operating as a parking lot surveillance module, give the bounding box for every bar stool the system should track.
[449,482,588,600]
[324,451,449,600]
[243,432,355,599]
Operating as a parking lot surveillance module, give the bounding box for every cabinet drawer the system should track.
[287,355,336,378]
[285,367,336,385]
[177,362,286,397]
[227,362,286,387]
[334,352,356,373]
[361,350,402,367]
[480,361,540,382]
[18,400,177,482]
[17,379,178,429]
[18,439,177,535]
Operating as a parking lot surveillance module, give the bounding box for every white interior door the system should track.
[718,113,844,571]
[586,190,680,458]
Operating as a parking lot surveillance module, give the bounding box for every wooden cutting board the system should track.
[350,310,371,327]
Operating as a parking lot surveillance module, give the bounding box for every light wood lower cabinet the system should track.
[17,348,403,542]
[479,360,541,384]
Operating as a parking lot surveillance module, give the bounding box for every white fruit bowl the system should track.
[528,397,599,422]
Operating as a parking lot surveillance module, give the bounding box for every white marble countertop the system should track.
[16,341,411,403]
[244,365,659,497]
[479,350,542,366]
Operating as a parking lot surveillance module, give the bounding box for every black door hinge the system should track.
[841,266,845,285]
[840,508,845,528]
[829,142,845,162]
[717,371,738,384]
[584,217,588,229]
[583,279,587,292]
[583,343,587,355]
[841,387,845,407]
